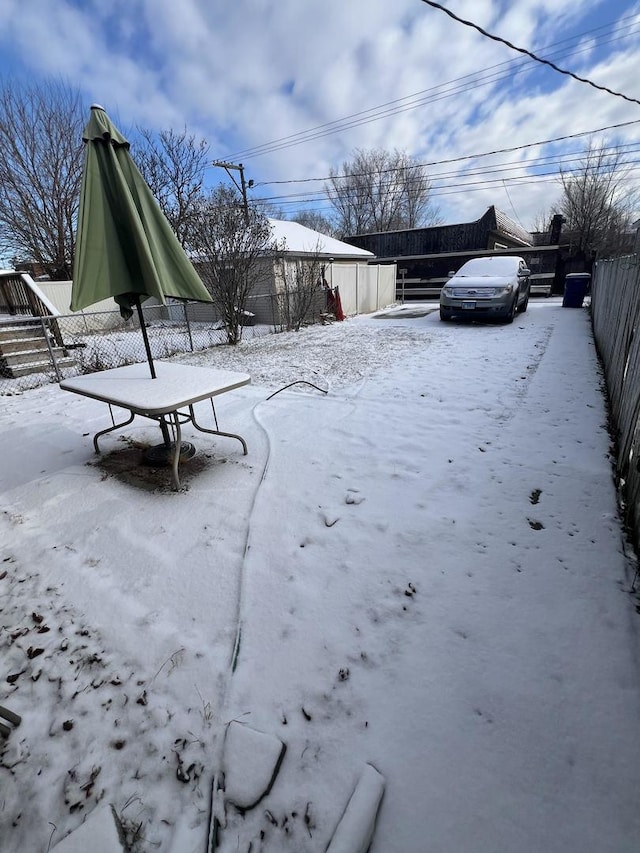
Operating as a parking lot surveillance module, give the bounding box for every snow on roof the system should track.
[493,208,532,246]
[268,219,374,258]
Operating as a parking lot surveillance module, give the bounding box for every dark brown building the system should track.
[346,206,572,298]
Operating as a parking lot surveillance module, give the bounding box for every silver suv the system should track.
[440,256,530,323]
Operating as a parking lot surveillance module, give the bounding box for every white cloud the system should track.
[0,0,638,229]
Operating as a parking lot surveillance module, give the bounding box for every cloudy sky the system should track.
[0,0,638,231]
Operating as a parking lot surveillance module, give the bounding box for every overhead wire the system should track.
[247,138,640,211]
[228,24,637,160]
[249,141,640,215]
[253,156,640,211]
[252,121,640,188]
[222,13,640,161]
[210,9,640,220]
[253,169,640,220]
[420,0,640,106]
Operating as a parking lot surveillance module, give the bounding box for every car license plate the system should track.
[462,301,476,309]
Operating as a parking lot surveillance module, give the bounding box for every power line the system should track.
[224,14,639,161]
[253,155,640,209]
[255,165,640,217]
[251,120,640,188]
[420,0,640,106]
[228,24,637,159]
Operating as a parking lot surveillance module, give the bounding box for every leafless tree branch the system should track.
[325,148,441,238]
[191,186,274,344]
[558,140,639,259]
[0,79,85,277]
[134,126,209,248]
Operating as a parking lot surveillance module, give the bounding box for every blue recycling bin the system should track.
[563,273,591,308]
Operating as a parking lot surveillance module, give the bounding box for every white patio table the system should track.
[60,361,251,490]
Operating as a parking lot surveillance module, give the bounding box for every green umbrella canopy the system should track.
[71,105,212,319]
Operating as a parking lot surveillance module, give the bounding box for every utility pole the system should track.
[212,161,253,224]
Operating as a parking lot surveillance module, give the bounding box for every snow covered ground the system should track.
[1,299,639,852]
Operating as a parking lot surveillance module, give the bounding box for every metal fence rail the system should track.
[0,278,383,400]
[0,302,265,395]
[591,254,640,555]
[0,280,350,396]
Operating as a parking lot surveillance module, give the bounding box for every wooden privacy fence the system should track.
[591,254,640,555]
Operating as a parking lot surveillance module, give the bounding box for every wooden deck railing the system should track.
[0,272,64,346]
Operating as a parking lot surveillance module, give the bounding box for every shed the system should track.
[265,219,395,319]
[191,219,396,324]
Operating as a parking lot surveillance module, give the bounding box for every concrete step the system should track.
[0,336,50,353]
[1,356,76,378]
[2,346,62,367]
[0,325,46,342]
[0,316,74,379]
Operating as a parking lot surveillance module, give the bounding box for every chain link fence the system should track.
[0,301,270,395]
[0,284,348,395]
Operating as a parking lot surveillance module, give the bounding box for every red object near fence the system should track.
[333,287,345,321]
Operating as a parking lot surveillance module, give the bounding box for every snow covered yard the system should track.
[1,300,639,852]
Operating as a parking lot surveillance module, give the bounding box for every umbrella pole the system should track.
[134,297,157,379]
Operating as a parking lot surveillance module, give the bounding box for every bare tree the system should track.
[558,140,638,259]
[191,186,274,344]
[134,126,209,248]
[272,240,325,331]
[325,148,440,237]
[0,79,85,277]
[290,210,337,237]
[530,208,556,235]
[253,199,287,219]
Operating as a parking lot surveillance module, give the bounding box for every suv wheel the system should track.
[504,293,518,324]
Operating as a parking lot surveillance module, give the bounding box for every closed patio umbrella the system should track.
[71,104,212,378]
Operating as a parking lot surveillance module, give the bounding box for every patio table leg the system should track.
[170,410,182,491]
[188,404,248,455]
[93,411,136,453]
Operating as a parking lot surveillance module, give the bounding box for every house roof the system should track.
[344,205,533,258]
[492,207,533,247]
[347,206,532,247]
[269,219,374,259]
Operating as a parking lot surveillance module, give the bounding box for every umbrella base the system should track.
[144,441,196,467]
